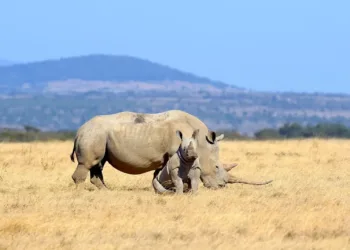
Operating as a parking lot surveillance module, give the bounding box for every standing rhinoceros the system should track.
[70,110,272,189]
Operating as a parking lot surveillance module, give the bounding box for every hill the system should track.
[0,54,231,94]
[1,54,350,134]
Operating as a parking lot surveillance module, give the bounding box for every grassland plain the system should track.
[0,140,349,250]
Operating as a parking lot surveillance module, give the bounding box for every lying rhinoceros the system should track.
[70,110,272,189]
[153,129,201,194]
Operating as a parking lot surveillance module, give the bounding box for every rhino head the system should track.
[199,131,273,189]
[197,130,225,189]
[176,129,200,162]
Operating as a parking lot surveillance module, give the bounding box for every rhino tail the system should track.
[70,137,77,163]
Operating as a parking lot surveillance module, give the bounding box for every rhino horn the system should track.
[228,174,273,185]
[187,142,198,158]
[223,163,238,172]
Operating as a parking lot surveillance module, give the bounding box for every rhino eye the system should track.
[216,166,219,169]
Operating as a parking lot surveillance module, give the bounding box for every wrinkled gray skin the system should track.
[70,110,272,189]
[153,129,201,194]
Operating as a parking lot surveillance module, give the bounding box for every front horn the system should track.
[223,163,238,172]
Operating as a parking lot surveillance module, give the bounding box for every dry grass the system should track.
[0,139,349,250]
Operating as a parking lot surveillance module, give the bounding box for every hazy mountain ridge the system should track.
[1,54,350,134]
[0,54,232,92]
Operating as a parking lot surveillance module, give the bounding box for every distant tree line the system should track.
[253,122,350,140]
[217,122,350,140]
[0,126,75,142]
[2,122,350,142]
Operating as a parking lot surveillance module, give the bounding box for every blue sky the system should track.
[1,0,349,93]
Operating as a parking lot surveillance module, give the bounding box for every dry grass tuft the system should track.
[0,139,349,249]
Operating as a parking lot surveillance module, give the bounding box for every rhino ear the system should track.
[176,130,183,140]
[216,134,224,142]
[206,130,216,144]
[192,129,200,140]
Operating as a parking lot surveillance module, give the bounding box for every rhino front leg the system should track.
[188,168,201,194]
[170,168,184,194]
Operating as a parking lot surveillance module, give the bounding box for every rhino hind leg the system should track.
[71,164,90,186]
[71,153,107,189]
[170,168,184,194]
[90,158,108,189]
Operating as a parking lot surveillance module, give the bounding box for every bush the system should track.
[279,123,304,138]
[253,122,350,140]
[255,129,281,140]
[0,126,75,142]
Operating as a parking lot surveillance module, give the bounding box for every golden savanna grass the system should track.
[0,139,349,250]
